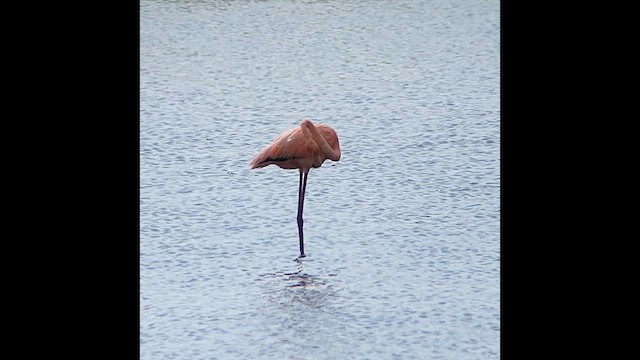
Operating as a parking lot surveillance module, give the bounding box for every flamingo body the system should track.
[250,119,341,257]
[250,120,340,170]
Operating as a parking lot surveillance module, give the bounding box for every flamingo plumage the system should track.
[250,118,341,258]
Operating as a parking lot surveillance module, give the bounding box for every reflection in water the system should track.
[283,258,324,288]
[281,258,334,311]
[257,257,337,311]
[255,256,343,354]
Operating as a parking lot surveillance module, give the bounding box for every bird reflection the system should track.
[256,257,337,312]
[264,257,334,310]
[283,257,325,288]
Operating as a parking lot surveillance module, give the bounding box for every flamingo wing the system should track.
[250,126,317,169]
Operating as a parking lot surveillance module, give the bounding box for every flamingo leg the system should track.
[297,170,309,258]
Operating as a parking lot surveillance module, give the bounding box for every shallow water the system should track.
[140,0,500,358]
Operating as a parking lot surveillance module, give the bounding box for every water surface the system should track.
[141,0,500,358]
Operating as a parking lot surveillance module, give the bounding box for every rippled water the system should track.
[140,0,500,358]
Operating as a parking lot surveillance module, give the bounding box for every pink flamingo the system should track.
[250,119,341,257]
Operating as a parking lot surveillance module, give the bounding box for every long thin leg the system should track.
[297,170,309,258]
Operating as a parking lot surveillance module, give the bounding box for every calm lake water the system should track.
[140,0,500,358]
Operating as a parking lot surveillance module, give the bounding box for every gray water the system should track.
[140,0,500,358]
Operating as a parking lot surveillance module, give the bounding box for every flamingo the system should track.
[250,118,341,258]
